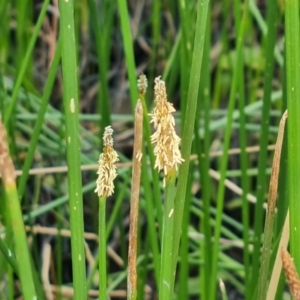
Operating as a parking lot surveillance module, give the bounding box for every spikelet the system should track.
[137,74,148,97]
[95,126,119,197]
[149,76,184,182]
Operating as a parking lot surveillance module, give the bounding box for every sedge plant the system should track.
[95,126,119,300]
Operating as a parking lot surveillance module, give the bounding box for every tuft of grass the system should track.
[172,1,210,295]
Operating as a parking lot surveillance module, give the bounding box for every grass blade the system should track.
[285,0,300,273]
[58,0,87,298]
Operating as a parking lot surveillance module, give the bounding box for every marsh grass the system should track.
[0,0,298,299]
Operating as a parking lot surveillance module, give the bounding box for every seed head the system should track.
[95,126,119,197]
[137,74,148,97]
[149,76,184,181]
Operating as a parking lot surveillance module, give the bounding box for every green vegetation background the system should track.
[0,0,299,299]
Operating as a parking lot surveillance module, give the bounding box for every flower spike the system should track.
[95,126,119,197]
[149,76,184,181]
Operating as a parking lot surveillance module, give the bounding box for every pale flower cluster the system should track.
[149,76,184,177]
[137,74,148,96]
[95,126,119,197]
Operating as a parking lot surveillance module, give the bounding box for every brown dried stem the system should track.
[127,100,143,300]
[257,110,288,300]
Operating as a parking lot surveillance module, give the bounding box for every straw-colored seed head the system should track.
[137,74,148,96]
[95,126,119,197]
[149,76,184,178]
[282,248,300,300]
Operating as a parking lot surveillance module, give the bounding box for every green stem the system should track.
[59,0,87,298]
[5,185,37,298]
[197,13,212,299]
[99,197,107,300]
[159,173,177,300]
[285,0,300,274]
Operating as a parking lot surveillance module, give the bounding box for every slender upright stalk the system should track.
[98,196,107,300]
[0,121,37,299]
[95,126,119,299]
[197,14,212,300]
[127,100,143,300]
[285,0,300,272]
[159,174,177,300]
[58,0,86,298]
